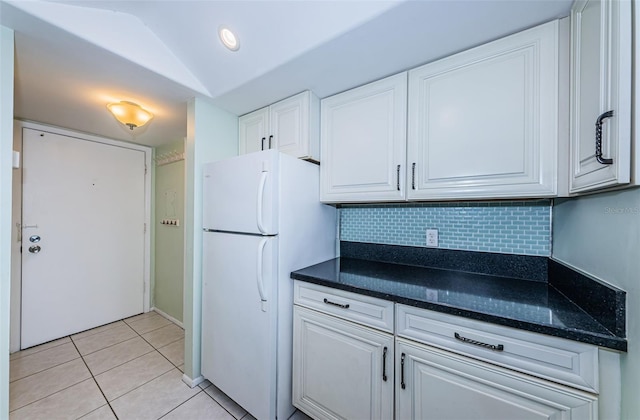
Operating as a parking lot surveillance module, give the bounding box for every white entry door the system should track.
[21,127,146,349]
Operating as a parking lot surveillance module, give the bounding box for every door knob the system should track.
[29,235,41,243]
[28,245,41,254]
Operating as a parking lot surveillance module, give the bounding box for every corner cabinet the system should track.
[407,20,561,200]
[239,91,320,162]
[320,73,407,203]
[569,0,632,193]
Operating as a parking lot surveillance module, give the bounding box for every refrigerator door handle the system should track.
[256,237,268,312]
[256,171,268,234]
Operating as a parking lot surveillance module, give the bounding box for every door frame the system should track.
[10,120,152,352]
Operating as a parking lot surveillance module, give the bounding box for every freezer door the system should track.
[203,150,278,235]
[201,232,278,420]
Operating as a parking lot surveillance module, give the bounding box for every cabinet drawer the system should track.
[294,281,394,333]
[396,304,599,393]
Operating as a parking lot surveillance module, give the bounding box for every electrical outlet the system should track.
[426,228,439,247]
[425,288,438,301]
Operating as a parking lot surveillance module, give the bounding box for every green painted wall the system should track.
[153,140,185,322]
[0,25,15,418]
[553,188,640,418]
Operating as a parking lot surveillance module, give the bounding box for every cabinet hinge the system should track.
[144,223,147,233]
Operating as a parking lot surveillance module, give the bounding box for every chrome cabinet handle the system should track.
[454,332,504,351]
[396,165,400,191]
[400,353,406,389]
[595,110,614,165]
[411,163,416,190]
[261,137,266,151]
[28,245,41,254]
[323,298,349,309]
[268,135,273,149]
[382,346,388,382]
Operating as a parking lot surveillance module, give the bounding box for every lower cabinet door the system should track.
[293,306,394,420]
[396,338,598,420]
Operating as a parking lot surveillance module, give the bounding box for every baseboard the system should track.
[182,373,205,388]
[151,306,184,328]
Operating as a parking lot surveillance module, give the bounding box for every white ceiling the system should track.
[0,0,572,147]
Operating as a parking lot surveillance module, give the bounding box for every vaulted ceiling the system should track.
[0,0,572,147]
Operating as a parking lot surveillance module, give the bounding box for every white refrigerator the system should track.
[201,150,336,420]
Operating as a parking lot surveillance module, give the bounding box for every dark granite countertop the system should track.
[291,256,627,351]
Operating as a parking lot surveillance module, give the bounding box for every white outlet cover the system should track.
[426,228,439,247]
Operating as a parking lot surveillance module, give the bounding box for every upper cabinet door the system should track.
[407,20,560,200]
[239,107,270,155]
[270,91,320,162]
[239,92,320,162]
[570,0,632,193]
[320,73,408,203]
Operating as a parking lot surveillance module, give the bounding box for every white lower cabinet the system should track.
[396,338,598,420]
[292,281,603,420]
[292,306,394,420]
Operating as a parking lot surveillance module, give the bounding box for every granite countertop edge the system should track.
[291,267,628,352]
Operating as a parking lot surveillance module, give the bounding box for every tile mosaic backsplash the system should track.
[340,201,551,256]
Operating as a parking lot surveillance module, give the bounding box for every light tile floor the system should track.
[9,311,311,420]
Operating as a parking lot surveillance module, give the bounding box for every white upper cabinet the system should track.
[569,0,632,193]
[239,91,320,161]
[407,20,561,200]
[239,107,269,155]
[320,73,407,203]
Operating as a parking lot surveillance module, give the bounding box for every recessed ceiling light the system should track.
[219,26,239,51]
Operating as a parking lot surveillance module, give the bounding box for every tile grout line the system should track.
[85,347,156,377]
[69,333,120,420]
[8,335,89,414]
[9,345,80,383]
[9,337,72,361]
[156,389,205,419]
[126,314,203,419]
[73,330,141,358]
[133,321,185,367]
[100,315,185,416]
[70,320,126,342]
[201,385,247,420]
[123,313,176,336]
[10,311,186,419]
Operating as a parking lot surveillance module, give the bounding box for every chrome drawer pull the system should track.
[323,298,349,309]
[454,332,504,352]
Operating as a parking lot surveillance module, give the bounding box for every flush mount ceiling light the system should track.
[107,101,153,130]
[219,26,240,51]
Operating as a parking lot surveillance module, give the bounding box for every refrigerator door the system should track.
[201,231,278,420]
[203,150,278,235]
